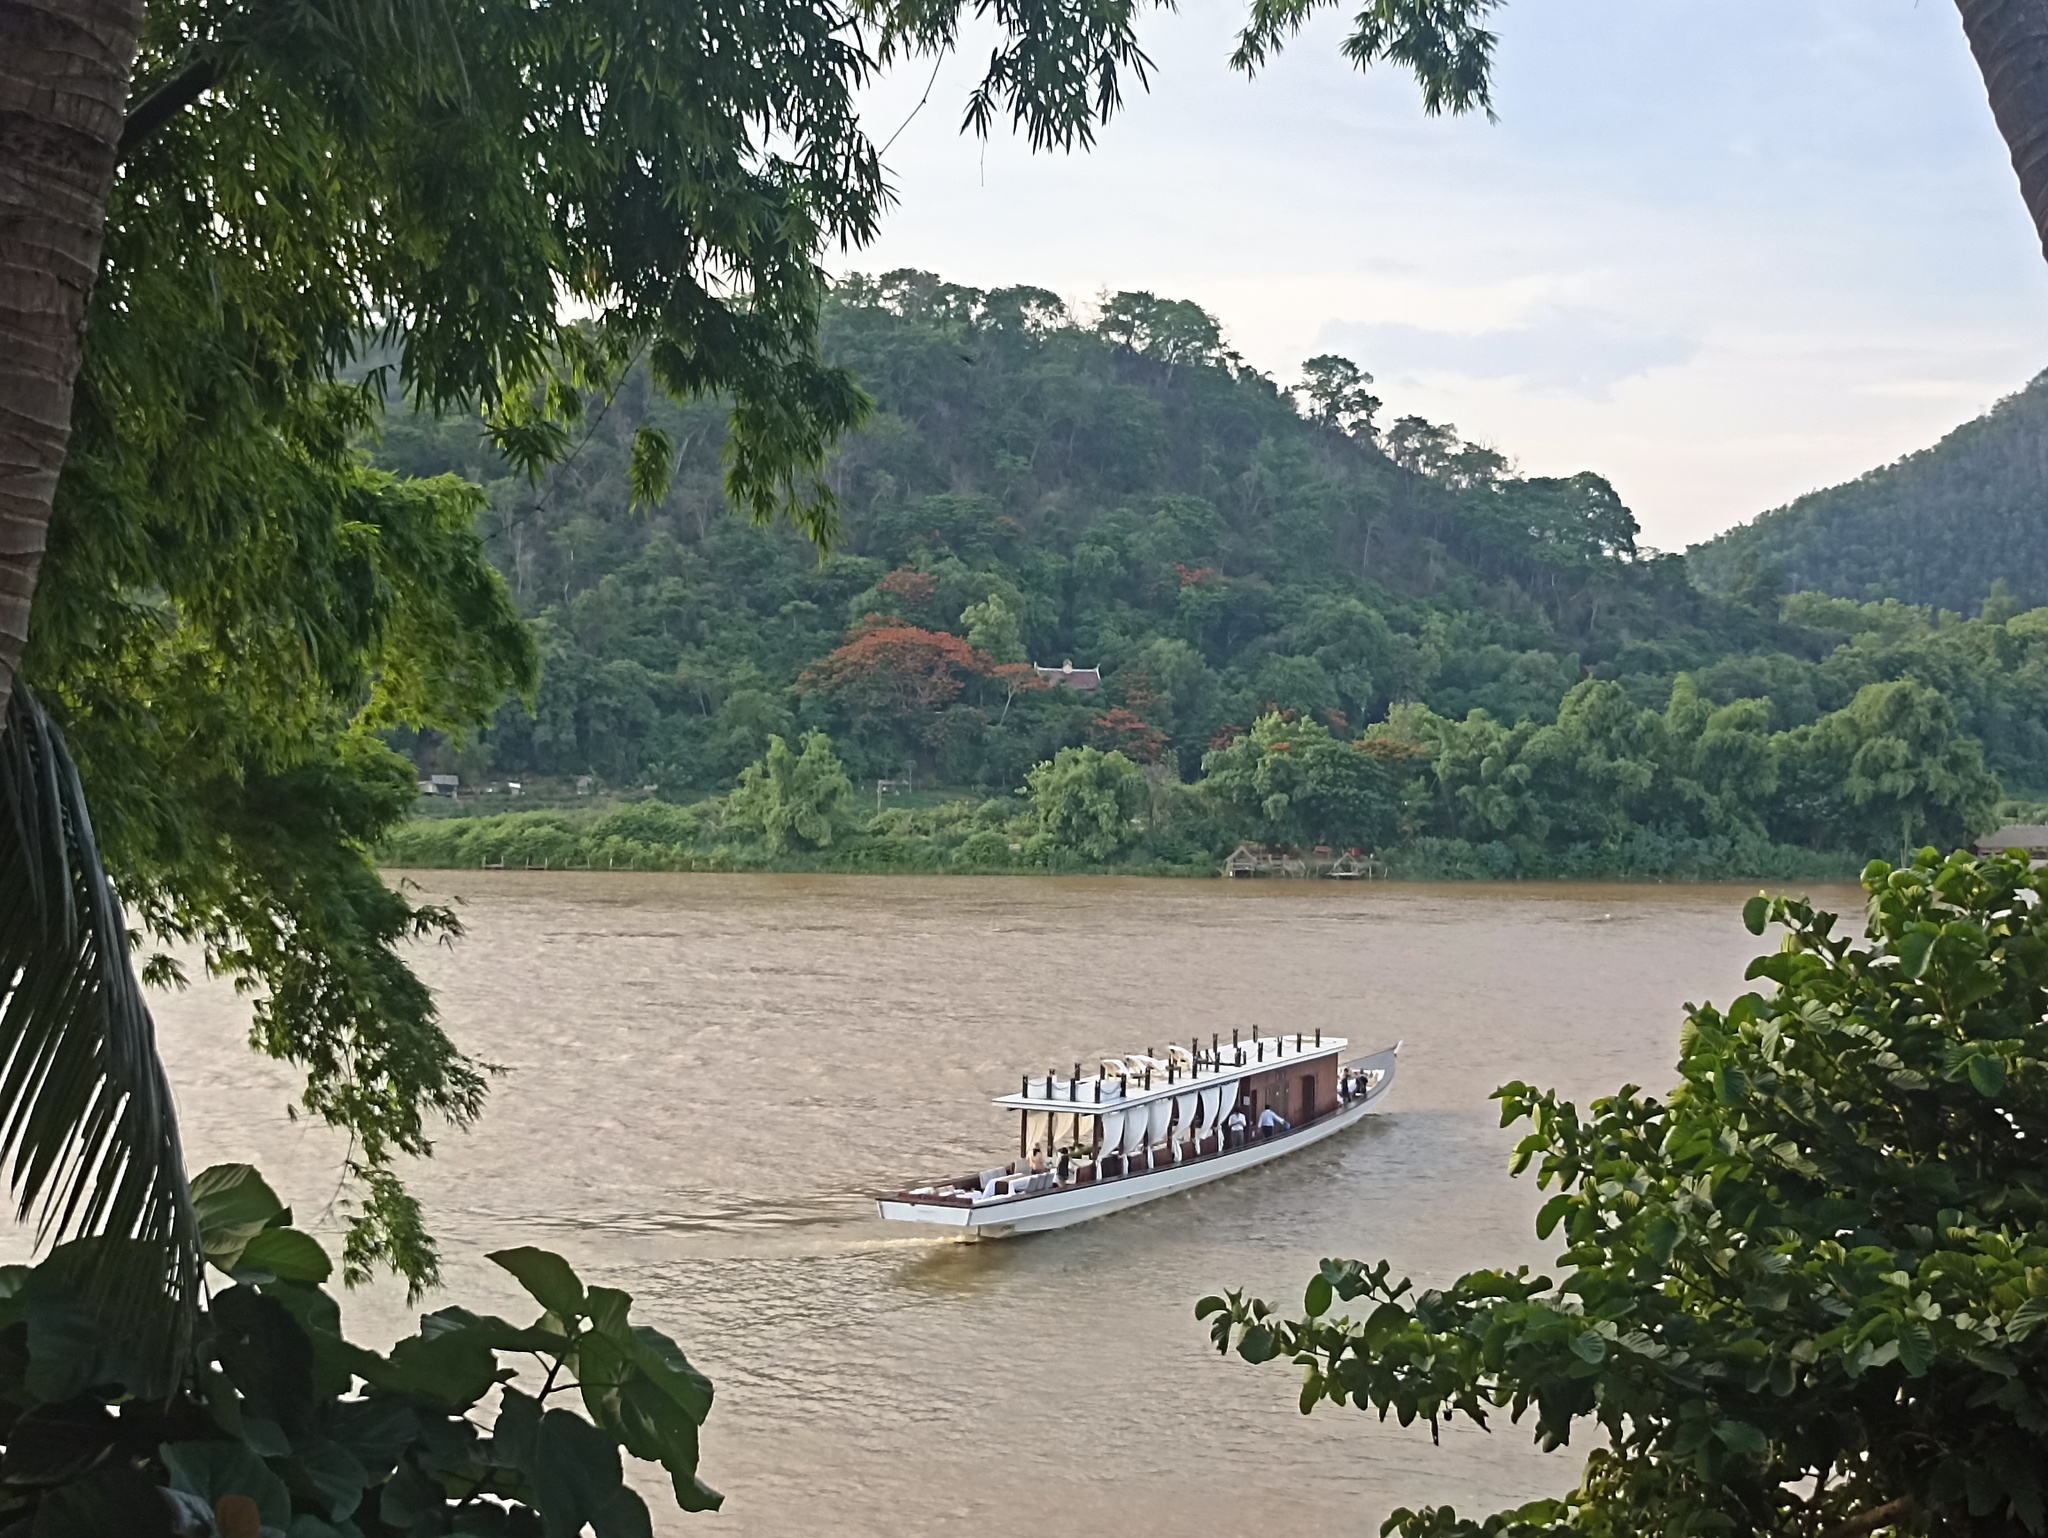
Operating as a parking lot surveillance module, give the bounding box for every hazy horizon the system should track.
[846,0,2048,553]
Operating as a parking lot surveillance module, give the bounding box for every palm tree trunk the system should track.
[1956,0,2048,259]
[0,0,143,726]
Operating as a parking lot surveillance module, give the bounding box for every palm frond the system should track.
[0,686,199,1383]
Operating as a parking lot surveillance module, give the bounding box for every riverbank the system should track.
[378,799,1861,882]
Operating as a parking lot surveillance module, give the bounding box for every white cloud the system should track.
[1319,308,1699,398]
[847,0,2048,548]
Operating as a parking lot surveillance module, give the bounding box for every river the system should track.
[117,874,1862,1534]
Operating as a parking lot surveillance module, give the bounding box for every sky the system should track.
[844,0,2048,551]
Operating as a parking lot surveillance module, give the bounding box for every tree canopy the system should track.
[1201,848,2048,1537]
[379,274,2034,879]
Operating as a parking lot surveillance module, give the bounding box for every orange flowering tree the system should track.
[1088,707,1169,763]
[798,618,995,722]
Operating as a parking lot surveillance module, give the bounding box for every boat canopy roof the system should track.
[991,1034,1349,1115]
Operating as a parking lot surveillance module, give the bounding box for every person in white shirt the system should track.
[1257,1106,1289,1140]
[1226,1107,1248,1148]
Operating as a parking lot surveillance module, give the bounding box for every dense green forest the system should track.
[375,272,2048,878]
[1690,371,2048,613]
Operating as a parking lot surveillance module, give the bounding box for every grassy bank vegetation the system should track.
[383,717,1869,882]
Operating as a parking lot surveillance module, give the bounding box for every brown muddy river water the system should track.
[78,875,1865,1533]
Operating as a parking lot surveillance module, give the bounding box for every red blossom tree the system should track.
[1088,708,1169,763]
[799,621,994,719]
[876,567,938,609]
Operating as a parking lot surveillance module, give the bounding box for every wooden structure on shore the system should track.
[1224,842,1382,879]
[1976,825,2048,865]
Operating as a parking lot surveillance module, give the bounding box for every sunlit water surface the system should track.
[31,874,1862,1534]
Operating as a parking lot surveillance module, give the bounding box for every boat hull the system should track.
[878,1085,1387,1237]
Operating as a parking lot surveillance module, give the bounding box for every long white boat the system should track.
[877,1030,1399,1236]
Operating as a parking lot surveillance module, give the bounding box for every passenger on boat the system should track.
[1226,1108,1248,1148]
[1257,1107,1290,1140]
[1029,1145,1047,1174]
[1056,1149,1072,1183]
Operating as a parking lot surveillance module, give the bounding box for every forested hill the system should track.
[372,273,2048,873]
[375,270,1769,788]
[1689,372,2048,613]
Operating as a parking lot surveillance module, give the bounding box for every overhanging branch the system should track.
[117,54,220,161]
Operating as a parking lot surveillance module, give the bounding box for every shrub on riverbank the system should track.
[380,726,1870,881]
[1381,830,1858,882]
[379,789,1212,876]
[380,799,1857,881]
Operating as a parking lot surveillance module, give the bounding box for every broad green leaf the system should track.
[377,1459,445,1529]
[2007,1296,2048,1341]
[372,1321,504,1410]
[1645,1214,1680,1263]
[233,1228,333,1285]
[595,1483,656,1538]
[1236,1324,1278,1364]
[1898,926,1937,979]
[262,1281,382,1402]
[490,1247,587,1319]
[327,1399,419,1483]
[585,1285,633,1340]
[672,1471,724,1513]
[281,1439,371,1524]
[1895,1320,1934,1377]
[1569,1330,1606,1365]
[613,1374,702,1478]
[1362,1301,1410,1349]
[28,1464,175,1538]
[1967,1054,2007,1097]
[1711,1419,1767,1458]
[1304,1273,1333,1318]
[1741,895,1769,935]
[530,1408,625,1538]
[624,1327,715,1424]
[191,1165,288,1272]
[160,1440,293,1530]
[493,1387,544,1472]
[211,1287,318,1435]
[1535,1193,1573,1240]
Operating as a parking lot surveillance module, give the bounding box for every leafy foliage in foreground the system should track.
[0,688,199,1378]
[1201,849,2048,1536]
[0,1165,716,1537]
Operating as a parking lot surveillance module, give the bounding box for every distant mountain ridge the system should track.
[1690,372,2048,613]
